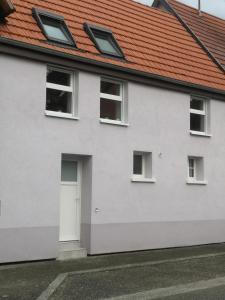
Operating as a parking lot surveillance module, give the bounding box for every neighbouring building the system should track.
[1,0,225,263]
[153,0,225,71]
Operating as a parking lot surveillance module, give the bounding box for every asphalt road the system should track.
[48,254,225,299]
[2,243,225,299]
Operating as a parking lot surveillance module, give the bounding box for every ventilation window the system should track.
[187,156,207,185]
[84,23,124,58]
[132,151,156,183]
[32,8,76,47]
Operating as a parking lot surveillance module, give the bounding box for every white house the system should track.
[1,0,225,263]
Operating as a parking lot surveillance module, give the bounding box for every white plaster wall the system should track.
[1,54,225,260]
[92,83,225,224]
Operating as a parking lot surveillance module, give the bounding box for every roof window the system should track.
[84,23,124,59]
[32,8,76,47]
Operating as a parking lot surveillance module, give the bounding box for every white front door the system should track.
[59,160,81,242]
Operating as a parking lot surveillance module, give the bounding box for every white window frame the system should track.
[132,151,156,183]
[190,96,210,136]
[45,66,78,119]
[100,77,127,126]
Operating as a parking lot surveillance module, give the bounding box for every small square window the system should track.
[32,8,75,46]
[190,97,209,134]
[46,67,77,118]
[187,156,206,184]
[100,78,127,124]
[84,23,124,58]
[132,151,154,182]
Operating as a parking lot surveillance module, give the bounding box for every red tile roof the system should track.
[168,0,225,68]
[1,0,225,92]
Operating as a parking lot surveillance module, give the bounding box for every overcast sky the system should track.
[137,0,225,19]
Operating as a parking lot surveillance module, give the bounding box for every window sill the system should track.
[45,111,79,120]
[186,179,208,185]
[190,131,212,137]
[100,119,129,127]
[131,177,156,183]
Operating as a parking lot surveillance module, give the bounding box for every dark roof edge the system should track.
[152,0,174,13]
[153,0,225,74]
[0,37,225,100]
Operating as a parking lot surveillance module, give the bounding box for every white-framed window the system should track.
[187,156,207,185]
[46,66,77,118]
[100,78,127,125]
[132,151,155,183]
[190,97,209,135]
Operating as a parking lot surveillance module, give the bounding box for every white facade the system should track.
[1,54,225,263]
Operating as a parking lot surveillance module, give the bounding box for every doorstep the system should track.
[58,241,87,260]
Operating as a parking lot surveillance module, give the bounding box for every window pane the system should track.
[100,98,121,121]
[46,89,72,113]
[190,113,205,132]
[42,17,69,42]
[61,160,77,182]
[189,158,194,169]
[93,30,118,55]
[95,37,117,54]
[189,167,195,178]
[133,154,143,175]
[101,81,120,96]
[189,158,195,178]
[190,99,204,111]
[47,69,71,86]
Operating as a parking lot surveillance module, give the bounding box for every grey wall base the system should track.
[1,221,225,262]
[0,227,58,263]
[90,220,225,254]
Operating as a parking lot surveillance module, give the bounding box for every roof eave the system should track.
[0,37,225,99]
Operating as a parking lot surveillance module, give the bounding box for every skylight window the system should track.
[32,8,76,47]
[84,23,124,59]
